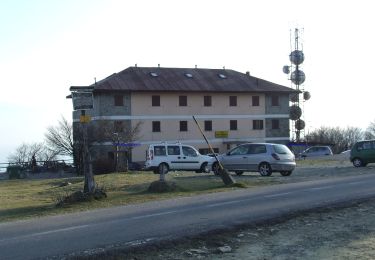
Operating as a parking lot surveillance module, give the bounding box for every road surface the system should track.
[1,173,375,259]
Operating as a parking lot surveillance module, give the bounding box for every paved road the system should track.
[1,173,375,260]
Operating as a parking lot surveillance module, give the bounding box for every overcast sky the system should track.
[0,0,374,162]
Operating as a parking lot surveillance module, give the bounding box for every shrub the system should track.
[7,166,23,179]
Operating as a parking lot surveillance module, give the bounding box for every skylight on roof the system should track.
[184,73,193,78]
[150,72,159,77]
[218,73,227,79]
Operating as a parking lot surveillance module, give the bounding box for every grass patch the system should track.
[0,168,313,223]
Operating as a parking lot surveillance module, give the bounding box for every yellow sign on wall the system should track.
[215,131,228,138]
[80,115,91,123]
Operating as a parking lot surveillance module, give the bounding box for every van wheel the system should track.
[200,162,209,173]
[259,162,272,176]
[158,163,169,174]
[353,158,363,167]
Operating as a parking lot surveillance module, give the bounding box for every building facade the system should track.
[71,66,297,164]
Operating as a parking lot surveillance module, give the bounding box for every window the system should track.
[152,95,160,106]
[114,95,123,106]
[182,146,198,157]
[229,96,237,106]
[272,119,280,129]
[114,121,124,132]
[184,73,193,78]
[230,120,237,130]
[167,146,180,155]
[204,96,212,107]
[204,120,212,131]
[150,72,158,77]
[230,145,249,156]
[154,146,166,156]
[218,73,227,79]
[252,96,260,106]
[179,95,187,106]
[180,121,188,132]
[253,120,264,130]
[152,121,161,132]
[248,144,267,154]
[358,142,373,150]
[271,95,279,106]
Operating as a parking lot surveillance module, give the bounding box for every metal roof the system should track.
[71,67,297,94]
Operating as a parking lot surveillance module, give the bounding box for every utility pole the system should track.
[69,86,96,193]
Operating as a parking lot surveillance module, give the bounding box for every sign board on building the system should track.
[215,131,228,138]
[72,92,93,110]
[80,115,91,123]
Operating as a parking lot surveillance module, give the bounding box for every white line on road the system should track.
[308,185,335,191]
[0,225,90,244]
[264,192,293,198]
[348,181,368,185]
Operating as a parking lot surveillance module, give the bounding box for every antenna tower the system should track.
[283,28,310,142]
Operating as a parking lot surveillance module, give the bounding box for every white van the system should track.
[145,142,214,174]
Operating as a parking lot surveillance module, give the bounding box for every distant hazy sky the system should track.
[1,0,374,162]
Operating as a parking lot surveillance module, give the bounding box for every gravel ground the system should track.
[74,160,375,260]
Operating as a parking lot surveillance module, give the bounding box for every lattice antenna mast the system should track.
[283,28,310,142]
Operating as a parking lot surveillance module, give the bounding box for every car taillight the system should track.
[271,153,280,160]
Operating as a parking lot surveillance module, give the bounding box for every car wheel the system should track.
[259,162,272,176]
[235,171,244,176]
[353,158,363,167]
[212,162,220,175]
[280,171,292,176]
[158,163,169,174]
[200,162,209,173]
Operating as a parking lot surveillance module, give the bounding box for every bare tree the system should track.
[365,119,375,139]
[45,116,74,156]
[8,142,45,165]
[89,120,143,172]
[305,126,364,153]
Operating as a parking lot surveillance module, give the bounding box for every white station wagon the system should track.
[145,142,214,174]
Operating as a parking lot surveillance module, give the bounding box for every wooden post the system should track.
[192,116,236,185]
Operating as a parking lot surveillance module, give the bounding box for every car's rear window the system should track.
[273,144,292,154]
[153,146,166,156]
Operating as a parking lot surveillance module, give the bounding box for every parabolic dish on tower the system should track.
[303,91,311,100]
[295,119,305,130]
[289,50,305,65]
[291,69,306,85]
[289,105,302,120]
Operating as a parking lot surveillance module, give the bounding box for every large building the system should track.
[71,66,297,165]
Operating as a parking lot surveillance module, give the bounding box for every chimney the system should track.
[195,65,197,69]
[158,63,160,68]
[135,63,137,67]
[246,71,250,76]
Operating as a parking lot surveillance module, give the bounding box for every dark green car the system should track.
[350,140,375,167]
